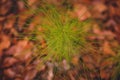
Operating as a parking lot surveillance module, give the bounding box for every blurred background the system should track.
[0,0,120,80]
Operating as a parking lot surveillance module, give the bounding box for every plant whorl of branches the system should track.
[26,5,91,62]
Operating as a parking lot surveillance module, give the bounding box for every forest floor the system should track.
[0,0,120,80]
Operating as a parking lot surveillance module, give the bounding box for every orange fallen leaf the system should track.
[74,4,91,21]
[102,41,115,56]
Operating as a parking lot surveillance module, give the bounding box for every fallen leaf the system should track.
[74,4,91,21]
[4,68,16,78]
[0,35,10,51]
[3,57,18,67]
[102,41,115,56]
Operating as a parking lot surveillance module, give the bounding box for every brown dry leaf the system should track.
[100,69,110,80]
[68,71,75,80]
[109,5,117,16]
[32,15,41,25]
[105,19,117,27]
[93,24,102,34]
[5,45,17,55]
[100,60,113,69]
[18,0,25,11]
[18,12,33,22]
[0,0,12,15]
[71,56,79,66]
[5,40,32,61]
[0,17,5,21]
[102,41,115,56]
[24,69,37,80]
[3,57,18,67]
[13,40,32,61]
[10,28,18,36]
[0,34,10,51]
[28,0,38,7]
[4,68,16,78]
[74,4,91,21]
[110,40,119,48]
[82,55,95,69]
[4,16,16,29]
[92,2,107,19]
[103,31,116,40]
[93,2,107,13]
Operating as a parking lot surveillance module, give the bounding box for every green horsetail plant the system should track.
[27,5,91,62]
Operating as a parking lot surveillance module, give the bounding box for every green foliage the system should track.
[18,2,92,63]
[28,5,91,62]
